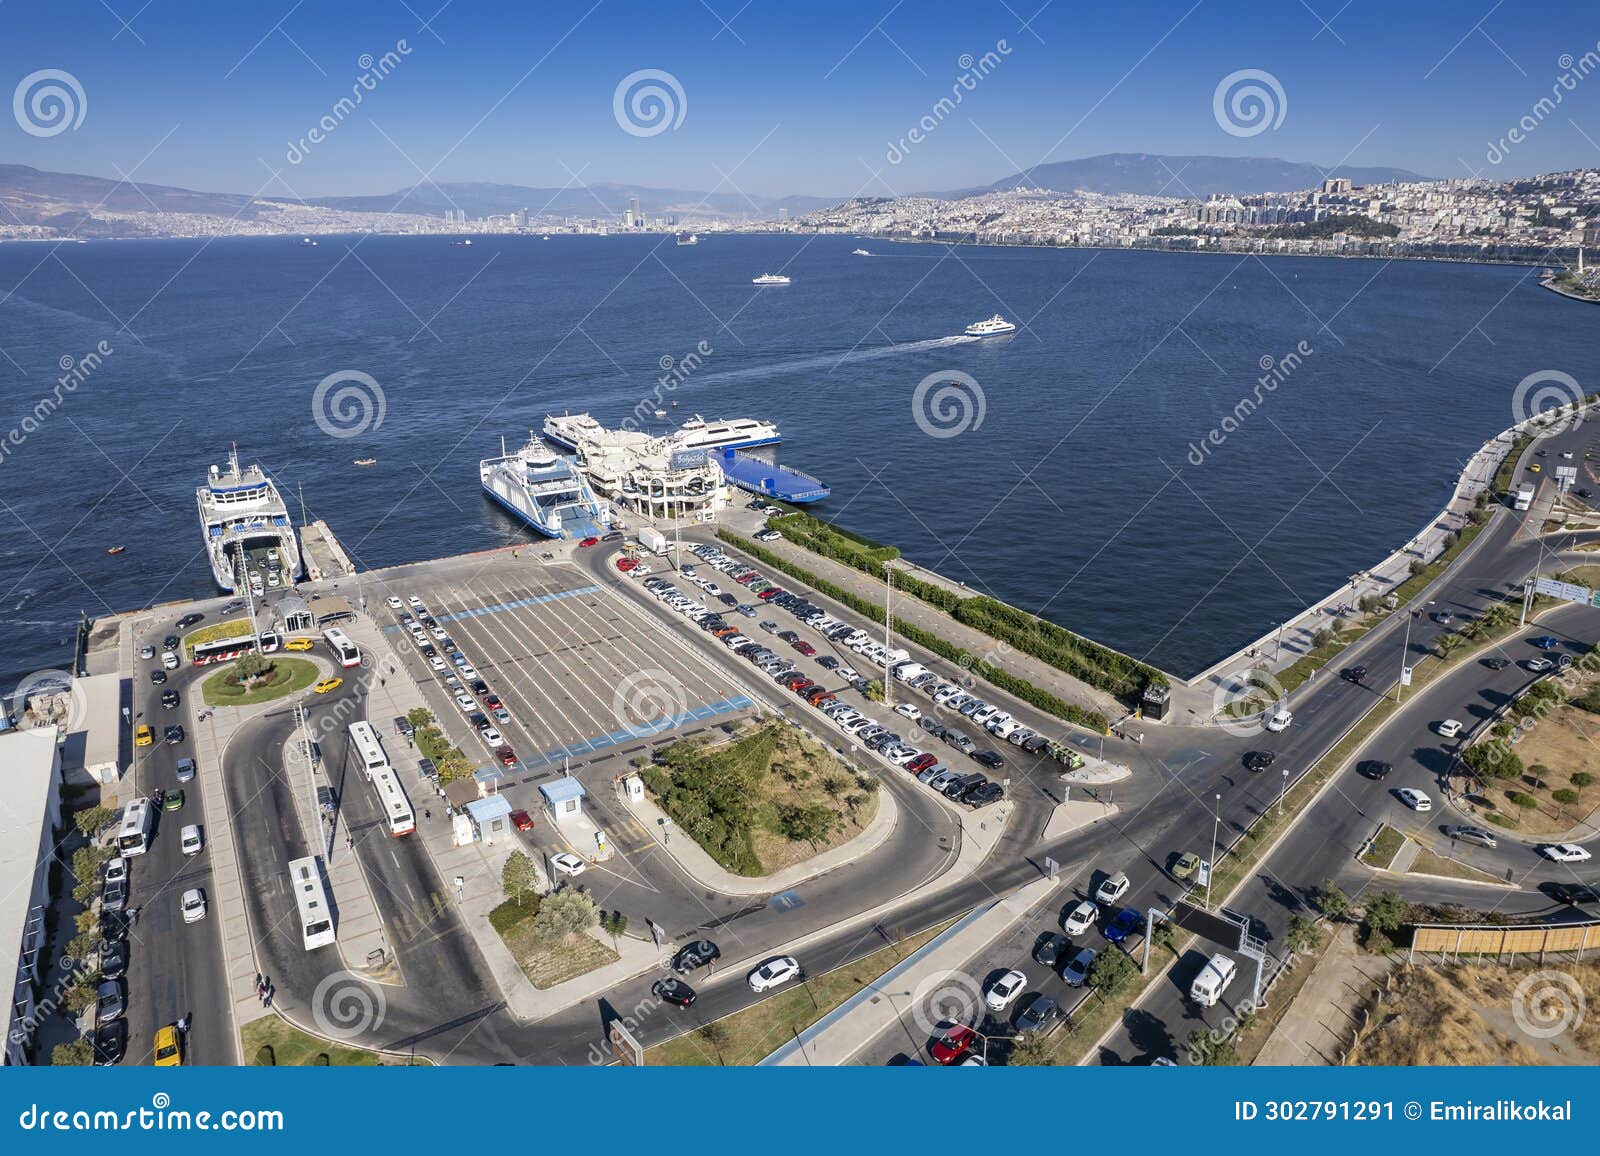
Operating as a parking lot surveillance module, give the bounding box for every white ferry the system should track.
[965,314,1017,337]
[196,447,303,592]
[676,233,699,245]
[752,273,791,285]
[852,248,871,256]
[543,412,779,454]
[479,434,605,540]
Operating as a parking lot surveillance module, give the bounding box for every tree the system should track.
[73,805,113,840]
[1007,1031,1058,1067]
[1572,771,1594,792]
[406,707,434,729]
[818,773,849,801]
[1086,948,1137,997]
[1187,1028,1238,1066]
[235,652,271,684]
[501,851,538,908]
[51,1038,94,1066]
[63,984,97,1015]
[1286,915,1323,956]
[1317,880,1352,922]
[531,887,598,944]
[600,910,629,947]
[863,679,885,703]
[694,1021,730,1065]
[1361,890,1405,951]
[1150,921,1177,957]
[776,803,836,846]
[1553,788,1579,806]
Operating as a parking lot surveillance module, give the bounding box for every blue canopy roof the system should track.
[539,777,587,806]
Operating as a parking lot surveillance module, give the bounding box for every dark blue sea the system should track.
[1,233,1594,686]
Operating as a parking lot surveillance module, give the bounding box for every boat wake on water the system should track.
[683,334,979,389]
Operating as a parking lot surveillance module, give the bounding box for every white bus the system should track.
[322,627,362,669]
[116,798,154,856]
[287,856,336,950]
[370,767,415,836]
[347,721,389,781]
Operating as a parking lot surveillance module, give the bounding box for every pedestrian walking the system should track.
[128,906,141,927]
[177,1013,191,1034]
[263,985,275,1010]
[254,971,263,993]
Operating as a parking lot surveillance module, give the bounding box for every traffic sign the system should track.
[1537,576,1591,605]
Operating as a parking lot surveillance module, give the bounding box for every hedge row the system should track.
[765,514,1164,698]
[720,530,1110,734]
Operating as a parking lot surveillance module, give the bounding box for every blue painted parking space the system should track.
[521,693,756,769]
[381,584,601,633]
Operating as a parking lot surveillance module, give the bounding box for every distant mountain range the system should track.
[959,153,1428,199]
[0,153,1438,237]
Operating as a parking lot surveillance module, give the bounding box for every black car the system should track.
[176,613,204,628]
[964,782,1004,807]
[919,716,943,734]
[718,593,738,607]
[99,938,127,980]
[162,635,179,651]
[1484,657,1511,670]
[1033,932,1070,968]
[817,656,840,670]
[1357,760,1392,781]
[650,976,697,1007]
[1244,750,1276,773]
[471,680,490,696]
[1578,488,1594,499]
[943,773,984,800]
[1550,882,1600,906]
[1015,994,1057,1034]
[972,750,1005,770]
[1341,666,1367,682]
[93,1018,128,1066]
[602,531,623,542]
[672,940,721,974]
[160,689,179,709]
[150,670,167,686]
[163,725,185,745]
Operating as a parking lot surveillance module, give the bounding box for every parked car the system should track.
[99,939,127,981]
[93,1018,127,1066]
[550,852,587,876]
[1015,994,1057,1034]
[1061,947,1097,987]
[984,969,1027,1013]
[1062,899,1098,936]
[929,1024,976,1065]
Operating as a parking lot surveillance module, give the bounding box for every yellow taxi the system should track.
[153,1024,182,1066]
[1530,463,1542,473]
[283,637,314,651]
[134,724,154,748]
[313,677,344,694]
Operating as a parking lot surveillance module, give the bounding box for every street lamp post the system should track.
[1396,600,1433,703]
[1206,792,1221,910]
[882,562,893,710]
[1278,767,1288,816]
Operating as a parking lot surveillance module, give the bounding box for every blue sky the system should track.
[4,0,1600,198]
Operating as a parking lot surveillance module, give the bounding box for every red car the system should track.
[485,694,503,709]
[616,557,637,572]
[511,810,534,831]
[737,574,760,586]
[495,745,517,767]
[930,1025,976,1065]
[907,753,938,773]
[789,678,814,695]
[758,588,782,600]
[792,641,816,656]
[579,537,599,547]
[807,689,836,707]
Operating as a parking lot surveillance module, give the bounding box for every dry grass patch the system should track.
[489,897,618,989]
[1407,847,1503,885]
[1353,963,1600,1066]
[1362,825,1405,870]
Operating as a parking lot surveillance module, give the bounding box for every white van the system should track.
[892,662,929,683]
[842,629,870,648]
[1189,953,1237,1007]
[1265,706,1292,733]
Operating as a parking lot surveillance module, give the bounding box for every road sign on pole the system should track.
[1044,856,1059,881]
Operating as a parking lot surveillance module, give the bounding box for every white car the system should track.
[103,856,128,886]
[894,703,922,721]
[479,726,503,746]
[1094,871,1131,905]
[1396,788,1432,812]
[162,651,179,670]
[430,625,447,640]
[386,595,403,610]
[984,969,1027,1012]
[1063,899,1099,936]
[1540,843,1593,863]
[460,665,478,679]
[407,595,423,608]
[180,888,207,923]
[550,852,587,876]
[1265,707,1292,733]
[1526,658,1555,674]
[747,956,802,992]
[454,693,476,712]
[180,824,203,856]
[1435,719,1462,738]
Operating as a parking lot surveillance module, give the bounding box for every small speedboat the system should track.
[353,458,376,466]
[107,545,126,555]
[965,314,1016,337]
[852,248,870,256]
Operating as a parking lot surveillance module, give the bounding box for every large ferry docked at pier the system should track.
[479,433,606,540]
[195,447,303,592]
[543,412,780,454]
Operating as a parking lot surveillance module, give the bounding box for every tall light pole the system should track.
[1396,600,1432,703]
[882,562,893,710]
[1278,767,1288,816]
[1206,792,1221,910]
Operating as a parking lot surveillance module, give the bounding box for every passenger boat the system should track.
[752,273,791,285]
[852,248,870,256]
[353,458,376,466]
[480,434,606,540]
[964,314,1017,337]
[196,446,303,592]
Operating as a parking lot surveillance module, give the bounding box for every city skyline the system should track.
[6,0,1600,200]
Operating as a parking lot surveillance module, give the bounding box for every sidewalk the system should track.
[759,874,1061,1065]
[1254,924,1397,1065]
[1170,425,1521,724]
[618,775,900,896]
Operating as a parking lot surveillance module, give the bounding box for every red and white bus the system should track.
[321,626,362,669]
[191,630,282,666]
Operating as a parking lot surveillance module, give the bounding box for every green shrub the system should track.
[1507,791,1539,810]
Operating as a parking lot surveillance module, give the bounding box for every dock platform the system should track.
[718,448,830,503]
